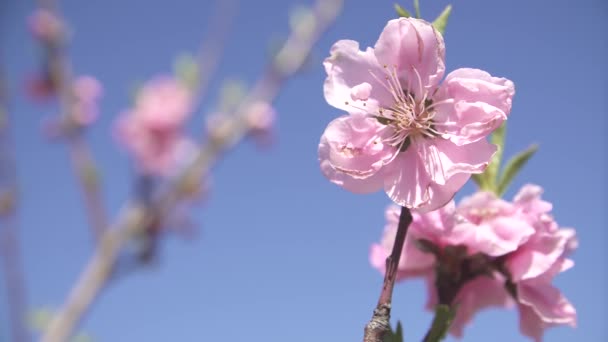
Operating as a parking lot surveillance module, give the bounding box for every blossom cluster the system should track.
[370,184,577,341]
[115,76,197,176]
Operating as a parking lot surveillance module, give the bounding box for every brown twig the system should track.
[40,1,343,341]
[364,206,413,342]
[36,0,108,240]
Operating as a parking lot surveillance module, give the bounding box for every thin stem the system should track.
[40,1,343,340]
[37,0,108,240]
[364,206,413,342]
[192,0,237,107]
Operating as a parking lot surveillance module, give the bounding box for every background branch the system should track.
[40,1,343,341]
[0,67,31,341]
[36,0,108,240]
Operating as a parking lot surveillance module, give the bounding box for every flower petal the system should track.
[434,68,514,145]
[518,281,577,326]
[374,18,445,99]
[319,115,396,194]
[419,138,497,184]
[383,148,431,209]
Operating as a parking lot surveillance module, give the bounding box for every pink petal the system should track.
[422,173,469,214]
[383,148,431,209]
[518,281,577,326]
[323,40,392,114]
[513,184,553,215]
[449,275,514,337]
[318,115,395,194]
[419,138,497,184]
[506,231,573,281]
[434,68,514,145]
[374,18,445,99]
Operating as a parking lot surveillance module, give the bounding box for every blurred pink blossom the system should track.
[115,76,194,176]
[370,184,576,340]
[28,9,63,43]
[72,75,103,125]
[245,101,276,146]
[319,18,514,212]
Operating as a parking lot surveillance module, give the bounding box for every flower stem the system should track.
[422,304,456,342]
[363,206,413,342]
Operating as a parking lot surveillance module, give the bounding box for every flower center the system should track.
[346,65,442,152]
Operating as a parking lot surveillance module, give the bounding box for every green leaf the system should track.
[394,4,411,18]
[432,5,452,35]
[486,122,507,188]
[413,0,421,18]
[384,321,404,342]
[470,122,506,193]
[496,144,539,196]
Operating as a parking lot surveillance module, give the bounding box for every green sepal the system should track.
[432,5,452,35]
[413,0,421,18]
[496,144,538,196]
[394,4,411,18]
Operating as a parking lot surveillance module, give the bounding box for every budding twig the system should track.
[36,0,108,240]
[364,206,413,342]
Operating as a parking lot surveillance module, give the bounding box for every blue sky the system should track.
[1,0,606,341]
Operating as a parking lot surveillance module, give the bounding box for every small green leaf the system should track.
[394,4,411,18]
[486,122,507,189]
[432,5,452,35]
[384,320,404,342]
[413,0,421,18]
[470,122,506,193]
[496,144,539,196]
[173,53,200,91]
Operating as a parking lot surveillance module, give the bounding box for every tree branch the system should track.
[364,206,413,342]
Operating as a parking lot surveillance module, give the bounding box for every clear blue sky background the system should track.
[1,0,606,341]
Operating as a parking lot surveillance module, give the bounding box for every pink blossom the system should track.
[72,76,103,125]
[28,9,63,43]
[115,76,194,176]
[319,18,514,211]
[424,274,514,338]
[505,185,578,341]
[245,101,276,146]
[370,184,576,340]
[132,77,193,130]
